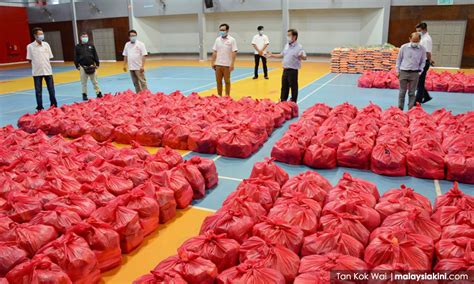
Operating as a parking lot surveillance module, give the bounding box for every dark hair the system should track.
[219,23,229,31]
[128,29,137,36]
[416,22,427,30]
[257,26,264,31]
[32,27,43,35]
[80,32,88,36]
[288,29,298,40]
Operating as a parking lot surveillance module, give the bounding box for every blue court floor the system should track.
[0,65,472,212]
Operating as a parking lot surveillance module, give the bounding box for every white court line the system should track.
[298,73,342,104]
[212,155,222,161]
[218,175,243,182]
[146,77,213,81]
[434,179,442,196]
[191,206,217,213]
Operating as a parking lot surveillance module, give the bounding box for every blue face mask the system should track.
[130,36,137,43]
[219,31,227,38]
[81,37,89,44]
[37,34,44,41]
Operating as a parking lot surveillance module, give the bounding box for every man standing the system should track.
[415,22,433,104]
[74,32,102,101]
[26,27,57,111]
[211,23,238,97]
[123,30,148,93]
[395,32,426,111]
[251,25,269,79]
[267,29,306,103]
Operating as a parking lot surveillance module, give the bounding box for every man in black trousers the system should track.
[416,22,433,104]
[251,26,269,79]
[74,32,102,101]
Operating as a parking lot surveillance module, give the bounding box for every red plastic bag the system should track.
[281,171,332,204]
[8,223,58,257]
[301,230,364,258]
[187,128,219,154]
[436,237,474,260]
[250,157,289,186]
[442,224,474,239]
[134,271,187,284]
[30,209,82,234]
[153,146,183,168]
[406,147,445,180]
[113,124,139,144]
[271,134,306,165]
[6,255,72,284]
[186,156,218,189]
[252,216,304,254]
[323,199,381,231]
[303,143,337,169]
[319,211,370,245]
[90,122,114,142]
[217,129,253,158]
[448,80,464,93]
[152,250,218,284]
[375,198,432,221]
[200,210,254,243]
[180,230,240,272]
[91,201,144,253]
[0,217,15,241]
[68,219,122,272]
[434,243,474,272]
[431,202,474,228]
[434,182,474,210]
[221,197,267,222]
[381,208,441,241]
[135,126,164,147]
[239,236,300,283]
[370,143,406,176]
[116,188,160,236]
[364,231,432,270]
[0,241,28,277]
[314,127,345,149]
[268,195,321,235]
[6,195,42,222]
[155,186,177,224]
[297,253,369,283]
[229,177,280,211]
[37,233,101,284]
[446,154,474,184]
[175,164,206,199]
[357,72,374,88]
[44,194,96,219]
[80,183,116,207]
[216,260,285,284]
[152,170,193,209]
[163,125,192,150]
[379,185,432,213]
[336,138,373,170]
[335,172,379,199]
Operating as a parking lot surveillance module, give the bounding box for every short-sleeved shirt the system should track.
[26,41,53,77]
[395,43,426,72]
[420,32,433,54]
[251,34,269,55]
[122,40,148,71]
[282,42,306,70]
[212,36,238,67]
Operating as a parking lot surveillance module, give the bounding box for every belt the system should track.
[401,70,420,73]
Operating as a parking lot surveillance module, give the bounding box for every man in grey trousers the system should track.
[395,32,426,111]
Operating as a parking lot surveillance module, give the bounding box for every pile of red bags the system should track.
[0,126,218,283]
[17,91,298,158]
[272,102,474,184]
[136,159,472,283]
[358,69,474,93]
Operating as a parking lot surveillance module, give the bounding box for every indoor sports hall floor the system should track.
[1,59,473,283]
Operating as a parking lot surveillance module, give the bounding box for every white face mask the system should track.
[258,30,263,36]
[410,42,419,48]
[287,36,293,43]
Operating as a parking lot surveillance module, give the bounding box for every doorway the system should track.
[424,20,467,68]
[92,28,116,61]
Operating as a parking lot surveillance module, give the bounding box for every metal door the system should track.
[43,31,64,61]
[425,21,466,68]
[92,28,116,61]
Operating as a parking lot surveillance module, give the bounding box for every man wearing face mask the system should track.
[26,27,57,111]
[211,23,238,96]
[251,26,269,79]
[267,29,306,103]
[395,32,426,111]
[122,30,148,93]
[74,32,102,101]
[415,22,433,104]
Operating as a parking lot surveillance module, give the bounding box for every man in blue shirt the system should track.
[267,29,307,103]
[395,32,426,111]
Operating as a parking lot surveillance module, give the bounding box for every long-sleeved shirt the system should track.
[74,43,100,68]
[395,43,426,73]
[281,41,306,70]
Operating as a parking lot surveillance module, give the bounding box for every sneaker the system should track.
[264,76,269,79]
[423,96,433,103]
[82,93,88,101]
[97,92,103,98]
[252,76,258,79]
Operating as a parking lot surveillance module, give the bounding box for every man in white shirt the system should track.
[416,22,434,104]
[251,26,269,79]
[122,29,148,93]
[211,23,238,96]
[26,27,57,111]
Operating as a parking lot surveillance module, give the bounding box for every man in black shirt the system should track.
[74,32,102,101]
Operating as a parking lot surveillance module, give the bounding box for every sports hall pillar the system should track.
[198,6,207,61]
[71,0,78,45]
[282,0,289,49]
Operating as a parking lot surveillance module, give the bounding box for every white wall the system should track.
[290,8,384,54]
[133,14,199,54]
[205,11,283,53]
